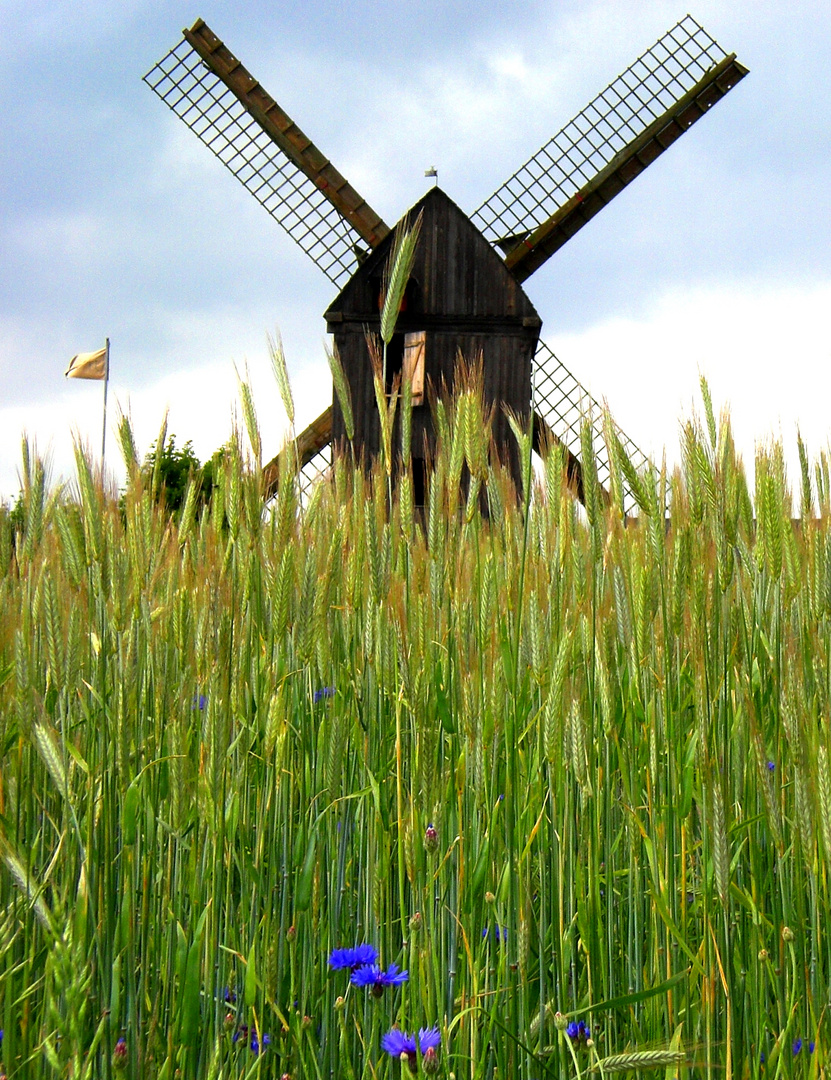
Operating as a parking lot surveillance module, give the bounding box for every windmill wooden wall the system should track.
[324,187,541,486]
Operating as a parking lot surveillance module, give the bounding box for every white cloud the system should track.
[488,51,531,84]
[547,279,831,490]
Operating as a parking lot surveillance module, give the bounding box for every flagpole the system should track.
[102,338,110,462]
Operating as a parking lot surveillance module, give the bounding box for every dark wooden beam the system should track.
[184,19,390,250]
[506,54,748,283]
[262,406,333,500]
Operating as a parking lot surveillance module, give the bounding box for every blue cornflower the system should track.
[767,761,775,772]
[809,1041,816,1054]
[113,1037,127,1071]
[250,1032,271,1055]
[329,944,378,970]
[566,1020,591,1044]
[381,1027,441,1064]
[314,686,335,703]
[381,1028,416,1057]
[232,1025,270,1053]
[793,1038,802,1055]
[351,962,409,995]
[192,694,207,711]
[482,926,508,942]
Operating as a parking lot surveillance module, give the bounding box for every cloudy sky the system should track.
[1,0,829,501]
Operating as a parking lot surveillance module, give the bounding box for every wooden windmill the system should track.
[144,16,747,509]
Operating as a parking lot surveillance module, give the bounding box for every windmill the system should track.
[144,16,747,510]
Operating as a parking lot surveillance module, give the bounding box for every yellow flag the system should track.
[65,347,107,380]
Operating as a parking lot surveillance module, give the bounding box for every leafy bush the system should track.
[142,434,203,516]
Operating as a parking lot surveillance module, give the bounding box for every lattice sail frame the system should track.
[143,40,365,288]
[471,15,728,248]
[533,341,649,515]
[298,444,332,504]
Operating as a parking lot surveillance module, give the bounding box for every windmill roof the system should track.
[324,186,540,325]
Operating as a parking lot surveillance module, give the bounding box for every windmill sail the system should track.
[144,19,389,287]
[262,406,333,501]
[532,340,649,515]
[471,16,747,283]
